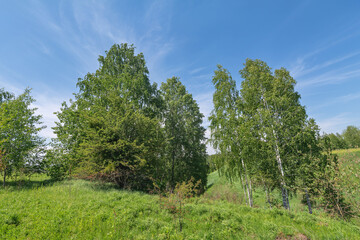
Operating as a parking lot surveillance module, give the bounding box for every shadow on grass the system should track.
[81,180,122,192]
[2,178,58,191]
[3,176,158,197]
[206,183,214,190]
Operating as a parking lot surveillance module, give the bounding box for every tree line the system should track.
[325,125,360,150]
[49,43,207,192]
[208,61,349,216]
[0,44,208,192]
[0,43,353,217]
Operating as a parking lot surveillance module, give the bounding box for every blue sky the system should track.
[1,0,360,153]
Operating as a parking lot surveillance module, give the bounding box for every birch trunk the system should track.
[260,87,289,210]
[241,159,253,207]
[274,138,289,210]
[239,171,248,205]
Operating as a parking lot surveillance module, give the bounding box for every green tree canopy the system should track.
[54,44,163,189]
[0,88,45,186]
[160,77,207,191]
[342,126,360,148]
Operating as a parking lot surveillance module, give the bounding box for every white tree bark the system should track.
[260,88,289,210]
[241,158,253,207]
[239,171,248,206]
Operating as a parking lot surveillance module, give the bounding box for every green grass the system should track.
[335,148,360,218]
[1,175,360,239]
[205,171,307,214]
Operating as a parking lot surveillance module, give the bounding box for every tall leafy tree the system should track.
[342,126,360,148]
[291,118,324,214]
[239,59,308,210]
[54,44,163,189]
[0,88,45,186]
[326,133,348,150]
[160,77,207,191]
[208,65,255,206]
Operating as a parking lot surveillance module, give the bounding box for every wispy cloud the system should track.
[189,66,207,75]
[193,73,213,80]
[297,67,360,88]
[293,51,360,79]
[337,92,360,102]
[311,91,360,111]
[9,0,177,141]
[289,25,360,81]
[0,75,23,94]
[317,113,357,134]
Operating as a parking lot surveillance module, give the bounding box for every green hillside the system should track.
[1,175,359,239]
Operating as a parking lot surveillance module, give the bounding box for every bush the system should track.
[44,149,69,181]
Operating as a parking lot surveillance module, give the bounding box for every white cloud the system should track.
[292,51,360,79]
[193,91,216,155]
[311,91,360,111]
[11,0,177,141]
[289,27,360,82]
[204,128,216,155]
[31,93,65,139]
[317,113,357,134]
[189,66,207,75]
[0,75,24,94]
[337,91,360,102]
[194,91,213,126]
[297,65,360,89]
[0,74,63,139]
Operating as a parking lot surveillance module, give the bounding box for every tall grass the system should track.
[335,148,360,219]
[1,176,359,239]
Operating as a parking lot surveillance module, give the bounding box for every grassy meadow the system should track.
[0,149,359,239]
[1,171,360,239]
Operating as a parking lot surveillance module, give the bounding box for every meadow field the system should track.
[334,148,360,217]
[2,2,360,239]
[1,147,360,240]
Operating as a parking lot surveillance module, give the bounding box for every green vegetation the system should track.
[0,88,45,187]
[1,175,359,239]
[207,148,360,222]
[52,43,207,191]
[208,60,346,216]
[326,126,360,149]
[160,77,207,191]
[335,148,360,218]
[1,43,359,238]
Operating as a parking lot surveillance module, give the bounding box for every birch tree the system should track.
[239,59,307,210]
[160,77,207,191]
[209,65,255,206]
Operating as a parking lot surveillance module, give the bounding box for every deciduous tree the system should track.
[54,44,163,189]
[0,88,45,186]
[160,77,207,191]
